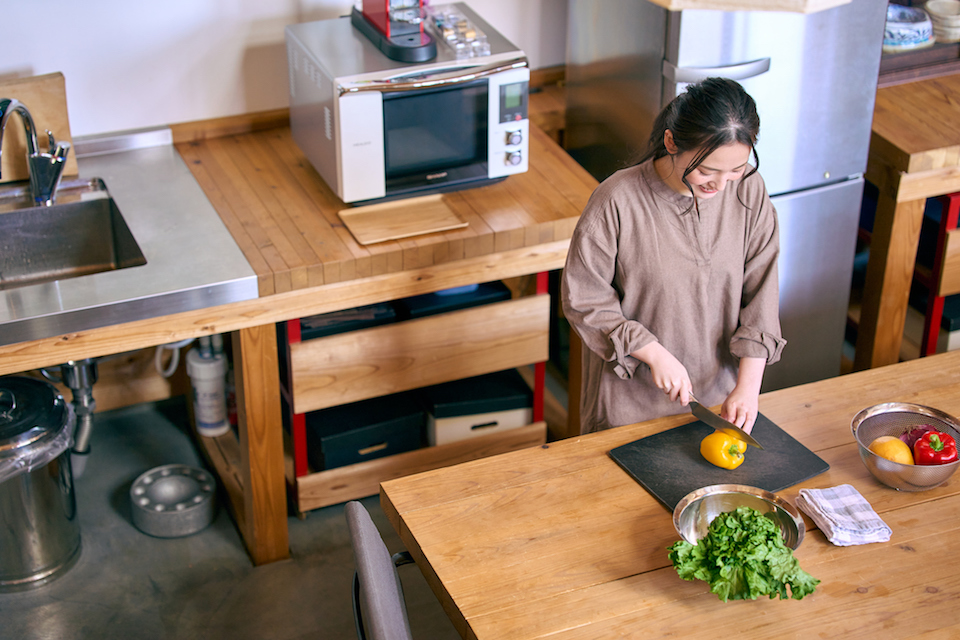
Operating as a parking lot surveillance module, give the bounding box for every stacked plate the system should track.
[884,4,935,52]
[927,0,960,43]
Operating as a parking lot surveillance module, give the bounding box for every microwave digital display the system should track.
[499,81,528,123]
[503,84,522,109]
[382,80,489,180]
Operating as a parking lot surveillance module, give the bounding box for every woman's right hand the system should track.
[632,342,692,404]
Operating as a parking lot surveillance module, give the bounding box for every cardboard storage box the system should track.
[419,369,533,446]
[303,391,425,470]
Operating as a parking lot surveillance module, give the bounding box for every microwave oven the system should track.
[285,4,529,204]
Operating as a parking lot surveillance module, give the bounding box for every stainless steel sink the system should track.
[0,178,146,291]
[0,129,258,347]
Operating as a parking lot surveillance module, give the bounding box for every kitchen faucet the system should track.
[0,98,71,206]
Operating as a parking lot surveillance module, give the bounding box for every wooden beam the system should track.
[169,108,289,144]
[854,185,926,370]
[233,325,290,565]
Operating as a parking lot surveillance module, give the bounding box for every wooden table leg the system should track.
[232,325,290,565]
[854,191,926,371]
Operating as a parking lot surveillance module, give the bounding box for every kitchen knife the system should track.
[688,393,764,449]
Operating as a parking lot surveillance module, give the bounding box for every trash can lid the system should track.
[0,377,71,458]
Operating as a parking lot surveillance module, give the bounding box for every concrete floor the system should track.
[0,397,459,640]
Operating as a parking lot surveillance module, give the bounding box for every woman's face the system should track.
[662,131,752,200]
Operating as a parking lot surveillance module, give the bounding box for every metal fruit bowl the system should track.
[673,484,805,550]
[851,402,960,492]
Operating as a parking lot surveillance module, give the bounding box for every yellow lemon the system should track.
[869,436,914,465]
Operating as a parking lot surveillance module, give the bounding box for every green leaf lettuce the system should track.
[668,505,819,602]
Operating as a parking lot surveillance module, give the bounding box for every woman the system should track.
[561,77,785,435]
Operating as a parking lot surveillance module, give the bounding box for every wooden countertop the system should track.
[381,350,960,639]
[870,73,960,175]
[175,125,596,297]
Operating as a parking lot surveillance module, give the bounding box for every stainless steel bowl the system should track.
[130,464,217,538]
[851,402,960,491]
[673,484,804,550]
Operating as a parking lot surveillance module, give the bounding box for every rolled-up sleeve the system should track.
[562,198,657,380]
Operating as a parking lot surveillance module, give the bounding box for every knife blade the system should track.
[688,393,764,449]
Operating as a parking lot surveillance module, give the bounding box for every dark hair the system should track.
[640,77,760,201]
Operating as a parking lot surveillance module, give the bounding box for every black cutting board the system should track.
[608,413,829,511]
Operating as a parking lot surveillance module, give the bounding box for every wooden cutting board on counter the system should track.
[609,413,830,511]
[339,194,468,245]
[0,72,78,183]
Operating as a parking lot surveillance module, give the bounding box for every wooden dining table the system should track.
[381,350,960,639]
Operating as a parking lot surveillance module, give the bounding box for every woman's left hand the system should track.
[720,389,759,434]
[721,357,766,433]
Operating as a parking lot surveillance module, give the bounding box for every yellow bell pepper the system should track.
[700,431,747,469]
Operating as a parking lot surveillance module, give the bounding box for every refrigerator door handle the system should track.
[662,58,771,84]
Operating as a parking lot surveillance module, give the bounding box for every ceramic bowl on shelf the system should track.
[673,484,805,550]
[851,402,960,492]
[884,4,935,52]
[927,0,960,26]
[933,24,960,42]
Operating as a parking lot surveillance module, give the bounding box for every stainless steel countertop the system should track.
[0,127,258,346]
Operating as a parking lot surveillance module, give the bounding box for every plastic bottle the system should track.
[186,349,231,437]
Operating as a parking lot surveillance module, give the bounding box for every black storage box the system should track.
[393,281,512,319]
[299,301,398,340]
[303,391,425,470]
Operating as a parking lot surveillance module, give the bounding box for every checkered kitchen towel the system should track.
[796,484,892,546]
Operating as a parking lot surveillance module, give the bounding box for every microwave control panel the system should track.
[488,68,530,179]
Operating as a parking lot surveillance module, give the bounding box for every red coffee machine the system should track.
[351,0,437,62]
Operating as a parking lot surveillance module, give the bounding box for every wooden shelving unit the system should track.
[879,41,960,88]
[880,1,960,87]
[277,281,552,514]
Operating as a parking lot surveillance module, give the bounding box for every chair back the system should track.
[345,501,414,640]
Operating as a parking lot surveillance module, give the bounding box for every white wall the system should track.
[2,1,567,137]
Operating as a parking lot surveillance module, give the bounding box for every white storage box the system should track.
[418,369,533,446]
[428,407,533,446]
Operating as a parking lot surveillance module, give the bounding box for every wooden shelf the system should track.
[198,413,547,516]
[879,42,960,88]
[294,422,547,512]
[289,295,550,413]
[280,287,552,514]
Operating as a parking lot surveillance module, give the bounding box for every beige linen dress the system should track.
[561,159,785,433]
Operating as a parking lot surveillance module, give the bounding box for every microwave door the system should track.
[382,80,489,187]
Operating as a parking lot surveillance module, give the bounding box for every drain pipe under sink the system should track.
[60,359,98,478]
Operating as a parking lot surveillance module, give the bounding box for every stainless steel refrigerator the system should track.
[565,0,886,391]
